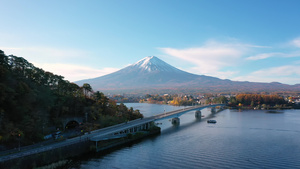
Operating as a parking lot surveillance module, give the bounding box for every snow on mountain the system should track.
[130,56,181,72]
[76,56,202,92]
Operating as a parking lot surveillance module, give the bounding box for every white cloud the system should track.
[246,51,300,61]
[251,65,300,76]
[233,65,300,85]
[0,46,89,63]
[160,40,247,78]
[245,37,300,61]
[246,53,279,60]
[188,66,239,79]
[160,38,300,84]
[291,37,300,48]
[1,46,121,82]
[233,75,300,85]
[34,63,119,82]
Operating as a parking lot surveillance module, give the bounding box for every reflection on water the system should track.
[63,104,300,169]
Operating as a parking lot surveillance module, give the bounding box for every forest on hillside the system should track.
[0,50,143,149]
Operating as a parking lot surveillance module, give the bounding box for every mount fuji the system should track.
[76,56,300,94]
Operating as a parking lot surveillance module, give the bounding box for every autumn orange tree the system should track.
[235,94,285,107]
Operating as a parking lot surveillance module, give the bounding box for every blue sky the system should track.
[1,0,300,84]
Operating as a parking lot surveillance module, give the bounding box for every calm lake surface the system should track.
[65,103,300,169]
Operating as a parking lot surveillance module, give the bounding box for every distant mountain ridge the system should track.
[76,56,300,94]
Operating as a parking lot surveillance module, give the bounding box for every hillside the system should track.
[0,50,142,149]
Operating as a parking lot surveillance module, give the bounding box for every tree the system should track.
[229,96,237,106]
[250,100,255,107]
[82,83,92,98]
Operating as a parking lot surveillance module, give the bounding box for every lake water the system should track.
[64,103,300,169]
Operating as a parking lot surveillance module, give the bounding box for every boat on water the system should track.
[207,120,217,123]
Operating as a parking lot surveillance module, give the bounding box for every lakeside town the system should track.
[108,93,300,109]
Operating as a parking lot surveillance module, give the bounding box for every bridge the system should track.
[151,103,225,123]
[0,104,225,163]
[89,104,225,149]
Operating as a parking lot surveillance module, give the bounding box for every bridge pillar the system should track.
[171,117,180,125]
[142,124,147,130]
[195,110,202,119]
[146,122,151,130]
[211,107,216,113]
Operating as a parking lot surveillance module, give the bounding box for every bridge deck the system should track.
[90,104,225,141]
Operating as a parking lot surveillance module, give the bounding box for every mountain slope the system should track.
[76,56,300,94]
[77,56,221,90]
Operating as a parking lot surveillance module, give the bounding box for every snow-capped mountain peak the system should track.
[75,55,299,94]
[131,56,180,72]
